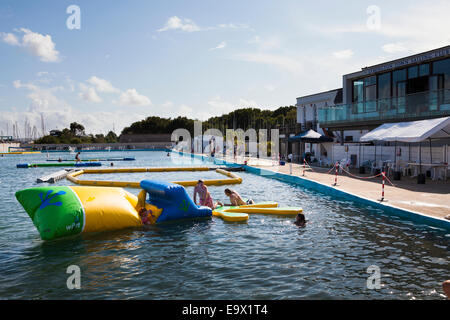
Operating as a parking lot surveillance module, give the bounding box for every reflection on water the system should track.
[0,151,448,299]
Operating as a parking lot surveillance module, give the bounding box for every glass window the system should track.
[365,85,376,101]
[377,72,391,99]
[364,76,376,86]
[393,69,407,83]
[408,66,418,79]
[353,80,364,102]
[419,63,429,76]
[392,69,407,97]
[433,58,450,89]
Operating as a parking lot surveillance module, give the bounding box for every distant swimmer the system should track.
[294,213,307,227]
[167,152,170,156]
[58,157,62,162]
[110,162,114,166]
[223,188,254,206]
[75,152,81,162]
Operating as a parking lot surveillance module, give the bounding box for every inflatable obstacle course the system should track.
[15,180,212,240]
[66,166,242,188]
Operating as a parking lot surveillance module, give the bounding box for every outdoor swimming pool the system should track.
[0,151,448,299]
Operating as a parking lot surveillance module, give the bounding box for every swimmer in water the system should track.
[294,213,306,227]
[75,152,81,163]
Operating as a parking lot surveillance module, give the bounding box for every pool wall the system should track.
[177,151,450,231]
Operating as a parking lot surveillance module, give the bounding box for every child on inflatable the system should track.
[139,207,155,225]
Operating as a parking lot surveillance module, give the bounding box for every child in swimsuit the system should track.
[139,207,154,225]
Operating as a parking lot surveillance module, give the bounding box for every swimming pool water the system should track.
[0,151,448,299]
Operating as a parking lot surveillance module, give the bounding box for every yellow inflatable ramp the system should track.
[213,201,280,222]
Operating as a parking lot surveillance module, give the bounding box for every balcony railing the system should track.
[318,89,450,126]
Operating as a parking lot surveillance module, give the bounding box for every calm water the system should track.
[0,151,448,299]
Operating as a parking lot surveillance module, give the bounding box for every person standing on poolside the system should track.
[223,188,254,206]
[194,180,222,209]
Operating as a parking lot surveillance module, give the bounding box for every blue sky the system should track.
[1,0,450,136]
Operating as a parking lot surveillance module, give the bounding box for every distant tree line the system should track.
[121,106,297,136]
[35,122,118,144]
[34,106,297,144]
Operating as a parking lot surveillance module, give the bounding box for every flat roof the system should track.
[344,45,450,79]
[296,88,342,100]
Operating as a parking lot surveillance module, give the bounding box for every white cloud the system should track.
[206,96,259,117]
[86,76,119,93]
[210,41,226,51]
[157,16,202,32]
[1,32,19,46]
[332,49,354,59]
[248,35,281,50]
[162,101,174,107]
[6,79,147,135]
[381,42,410,54]
[114,88,152,106]
[78,83,102,103]
[232,52,304,74]
[314,1,450,54]
[157,16,250,33]
[1,28,60,62]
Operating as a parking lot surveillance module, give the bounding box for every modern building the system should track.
[289,45,450,166]
[319,45,450,135]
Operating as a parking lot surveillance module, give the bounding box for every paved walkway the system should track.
[215,155,450,220]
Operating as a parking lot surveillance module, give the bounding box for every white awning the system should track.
[360,116,450,143]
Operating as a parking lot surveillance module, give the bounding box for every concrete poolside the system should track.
[207,155,450,221]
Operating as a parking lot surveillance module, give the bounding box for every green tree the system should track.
[70,122,85,137]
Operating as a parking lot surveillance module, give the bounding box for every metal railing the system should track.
[319,89,450,125]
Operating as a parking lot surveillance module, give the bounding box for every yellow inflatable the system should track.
[15,179,213,240]
[66,167,242,188]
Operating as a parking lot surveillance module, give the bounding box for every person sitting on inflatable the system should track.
[194,180,222,209]
[223,188,254,206]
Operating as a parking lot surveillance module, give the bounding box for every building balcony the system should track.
[318,89,450,129]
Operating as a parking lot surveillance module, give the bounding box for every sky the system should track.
[1,0,450,136]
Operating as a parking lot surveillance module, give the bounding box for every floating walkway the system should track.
[66,166,242,188]
[17,162,102,168]
[36,169,77,183]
